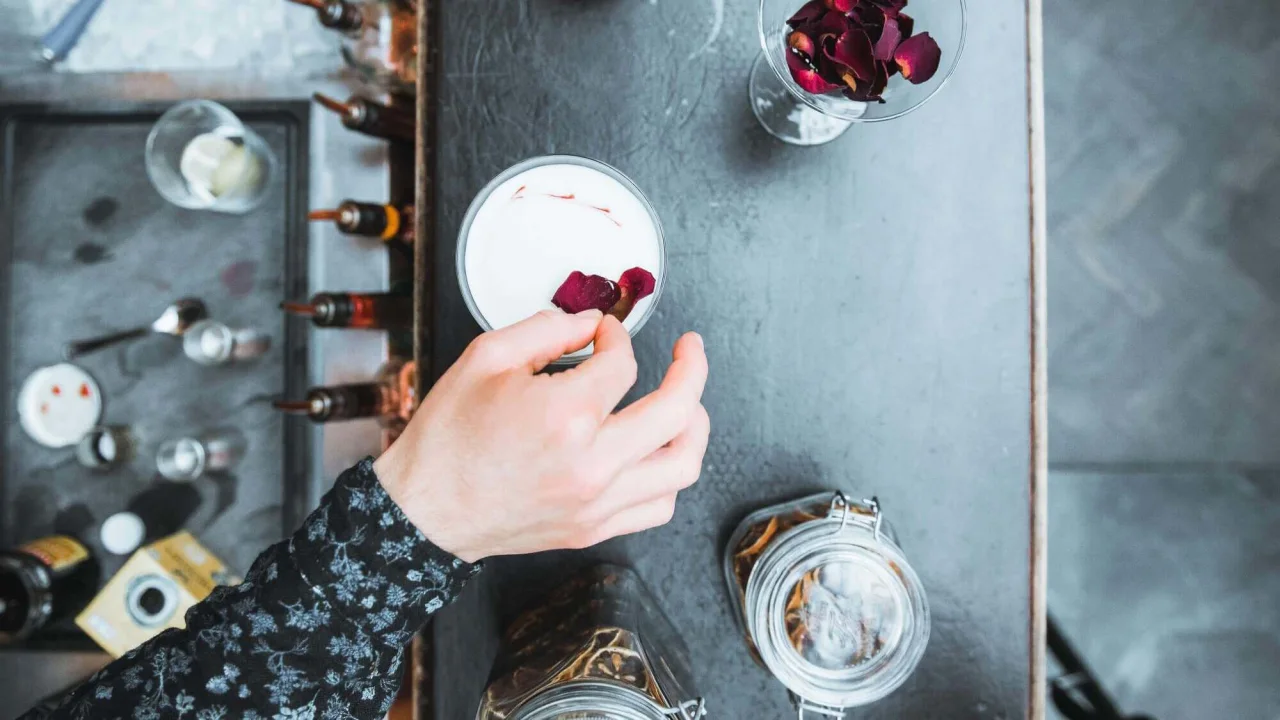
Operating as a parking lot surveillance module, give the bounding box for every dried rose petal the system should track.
[873,17,901,61]
[787,47,838,94]
[788,30,817,58]
[894,31,941,83]
[552,271,620,314]
[788,0,827,28]
[871,0,908,17]
[617,268,657,300]
[827,29,876,81]
[824,0,856,12]
[896,12,915,38]
[609,267,657,322]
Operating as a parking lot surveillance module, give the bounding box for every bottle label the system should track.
[380,205,401,241]
[19,536,89,573]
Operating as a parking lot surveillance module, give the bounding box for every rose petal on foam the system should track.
[552,271,621,314]
[787,47,839,94]
[824,0,856,12]
[828,29,876,81]
[894,31,941,83]
[873,17,902,61]
[609,267,657,322]
[788,0,827,28]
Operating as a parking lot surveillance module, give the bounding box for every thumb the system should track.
[485,309,604,372]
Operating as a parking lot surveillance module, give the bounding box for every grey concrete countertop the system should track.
[0,0,395,708]
[424,0,1047,718]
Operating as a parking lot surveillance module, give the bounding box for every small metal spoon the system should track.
[64,298,208,360]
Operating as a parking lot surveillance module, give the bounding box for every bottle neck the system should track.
[316,0,363,32]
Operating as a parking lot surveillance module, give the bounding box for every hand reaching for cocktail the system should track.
[375,309,710,562]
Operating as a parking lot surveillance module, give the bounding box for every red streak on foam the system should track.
[512,190,624,228]
[79,383,91,398]
[51,385,61,396]
[41,403,48,414]
[591,206,622,227]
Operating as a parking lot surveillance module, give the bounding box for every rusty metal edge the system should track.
[412,0,440,716]
[1026,0,1049,716]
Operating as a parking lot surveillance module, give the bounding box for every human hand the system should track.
[374,310,710,562]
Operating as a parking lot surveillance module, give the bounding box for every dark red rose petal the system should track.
[609,267,657,322]
[896,12,915,38]
[873,17,901,61]
[894,31,941,83]
[552,271,620,314]
[787,47,839,94]
[617,267,657,301]
[828,29,876,81]
[788,0,827,28]
[788,30,817,58]
[824,0,856,12]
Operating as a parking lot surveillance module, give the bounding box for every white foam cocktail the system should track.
[457,156,666,363]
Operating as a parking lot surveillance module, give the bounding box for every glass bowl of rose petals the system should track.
[752,0,967,145]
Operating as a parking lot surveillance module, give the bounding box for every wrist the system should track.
[373,443,484,563]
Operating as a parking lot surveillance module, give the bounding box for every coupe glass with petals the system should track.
[751,0,967,146]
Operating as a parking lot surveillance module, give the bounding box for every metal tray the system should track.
[417,0,1039,717]
[0,100,312,650]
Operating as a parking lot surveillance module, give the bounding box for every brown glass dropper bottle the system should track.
[310,201,414,245]
[280,292,411,329]
[313,92,414,143]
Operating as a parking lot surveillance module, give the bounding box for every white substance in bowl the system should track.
[463,162,663,359]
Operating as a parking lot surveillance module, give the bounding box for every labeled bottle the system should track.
[724,492,930,715]
[313,92,414,143]
[281,291,411,329]
[310,200,414,245]
[0,535,100,645]
[286,0,417,94]
[477,564,706,720]
[274,359,416,426]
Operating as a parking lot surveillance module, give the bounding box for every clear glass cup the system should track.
[751,0,968,145]
[145,100,276,213]
[456,155,667,366]
[182,320,271,365]
[155,429,246,481]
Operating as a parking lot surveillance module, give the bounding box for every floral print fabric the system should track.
[22,458,480,720]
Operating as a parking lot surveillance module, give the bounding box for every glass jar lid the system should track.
[511,680,706,720]
[746,494,929,711]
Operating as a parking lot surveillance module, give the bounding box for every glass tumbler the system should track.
[751,0,967,145]
[183,320,271,365]
[156,429,246,481]
[145,100,276,213]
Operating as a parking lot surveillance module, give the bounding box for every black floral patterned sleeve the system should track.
[22,458,480,720]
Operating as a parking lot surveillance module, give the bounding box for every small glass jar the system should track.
[724,492,930,716]
[75,426,133,471]
[183,320,271,365]
[155,429,246,481]
[476,564,706,720]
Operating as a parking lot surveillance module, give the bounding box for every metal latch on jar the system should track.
[825,492,884,543]
[660,697,707,719]
[795,696,846,719]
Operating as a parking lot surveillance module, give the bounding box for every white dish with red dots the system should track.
[17,363,102,448]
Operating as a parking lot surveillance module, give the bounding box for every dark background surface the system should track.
[427,0,1035,717]
[0,104,312,649]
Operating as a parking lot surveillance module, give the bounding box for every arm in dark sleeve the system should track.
[22,457,480,720]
